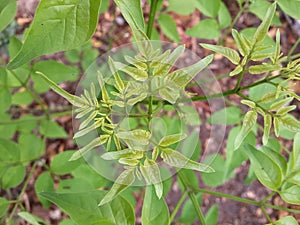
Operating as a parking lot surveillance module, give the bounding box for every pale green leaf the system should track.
[18,212,50,225]
[277,105,297,116]
[232,29,250,56]
[114,62,148,81]
[159,133,187,147]
[280,185,300,205]
[161,148,214,172]
[263,114,272,145]
[7,0,101,69]
[0,197,9,218]
[167,0,196,15]
[158,14,180,43]
[229,64,243,77]
[140,158,163,199]
[208,106,243,125]
[234,110,257,150]
[108,57,125,92]
[101,149,143,160]
[168,54,213,88]
[244,144,282,190]
[194,0,221,18]
[0,0,17,33]
[99,169,135,206]
[186,19,220,39]
[267,216,298,225]
[281,115,300,133]
[253,2,277,42]
[116,129,151,145]
[141,185,169,225]
[270,97,293,111]
[200,44,240,65]
[248,63,281,74]
[218,3,231,29]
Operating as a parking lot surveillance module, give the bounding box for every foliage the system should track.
[0,0,300,225]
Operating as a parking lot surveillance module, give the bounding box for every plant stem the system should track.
[178,171,207,225]
[170,191,188,222]
[146,0,159,38]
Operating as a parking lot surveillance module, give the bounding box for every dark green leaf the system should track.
[186,19,220,39]
[41,191,135,225]
[158,14,180,43]
[244,144,282,190]
[7,0,102,69]
[141,185,169,225]
[200,44,240,64]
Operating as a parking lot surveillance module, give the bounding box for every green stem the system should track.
[261,206,273,223]
[170,191,188,222]
[178,171,207,225]
[146,0,159,38]
[261,191,276,205]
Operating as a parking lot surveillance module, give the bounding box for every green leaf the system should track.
[195,0,221,18]
[267,216,298,225]
[263,114,272,145]
[18,212,50,225]
[277,0,300,20]
[59,219,77,225]
[262,146,287,175]
[218,2,231,29]
[39,120,68,139]
[2,165,26,189]
[57,178,95,193]
[141,185,169,225]
[0,87,11,113]
[159,133,187,147]
[7,0,102,69]
[167,0,196,15]
[280,185,300,205]
[11,91,33,106]
[179,193,202,224]
[270,97,293,111]
[248,0,281,25]
[244,144,282,190]
[99,169,135,206]
[234,110,257,150]
[161,148,214,173]
[248,63,281,74]
[186,19,220,39]
[114,61,148,81]
[51,150,82,175]
[140,158,163,199]
[19,133,45,163]
[0,138,20,163]
[0,0,17,32]
[116,129,151,145]
[280,115,300,133]
[205,204,219,225]
[41,190,135,225]
[158,14,180,43]
[200,44,240,65]
[207,106,242,125]
[253,2,276,42]
[168,54,213,88]
[232,29,250,56]
[35,172,55,208]
[0,197,9,218]
[101,149,143,160]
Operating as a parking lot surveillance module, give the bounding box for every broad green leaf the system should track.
[186,19,220,39]
[167,0,196,15]
[253,3,276,42]
[57,178,95,193]
[248,63,281,74]
[205,204,219,225]
[99,0,109,14]
[161,148,214,172]
[200,44,240,65]
[159,133,187,147]
[39,120,68,139]
[280,185,300,205]
[232,29,250,56]
[140,158,163,199]
[0,88,11,113]
[51,151,82,175]
[99,169,135,206]
[262,146,287,175]
[12,91,33,106]
[19,133,45,163]
[158,14,180,43]
[263,114,272,145]
[7,0,102,69]
[179,193,202,224]
[195,0,221,18]
[218,2,231,29]
[248,0,281,25]
[0,138,20,163]
[234,110,257,150]
[18,212,50,225]
[141,185,169,225]
[35,172,55,208]
[207,106,242,125]
[281,115,300,133]
[59,219,77,225]
[0,0,17,32]
[267,216,298,225]
[41,191,135,225]
[2,165,26,189]
[277,0,300,20]
[0,197,9,218]
[168,54,213,88]
[116,129,151,145]
[244,144,282,190]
